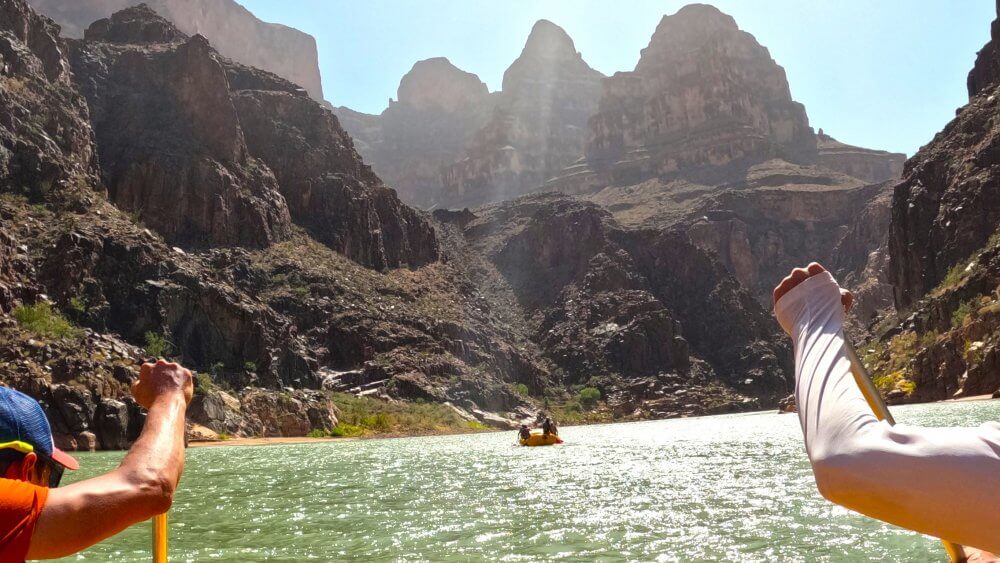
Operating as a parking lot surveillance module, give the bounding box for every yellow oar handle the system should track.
[844,341,966,562]
[152,513,168,563]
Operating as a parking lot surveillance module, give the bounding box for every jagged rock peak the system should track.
[583,3,815,181]
[520,19,578,60]
[396,57,490,112]
[84,3,187,44]
[638,4,770,73]
[968,0,1000,96]
[502,19,600,91]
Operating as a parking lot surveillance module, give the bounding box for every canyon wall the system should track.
[336,58,496,208]
[582,4,816,186]
[438,20,604,208]
[27,0,325,100]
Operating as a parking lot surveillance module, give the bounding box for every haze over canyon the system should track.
[1,0,998,449]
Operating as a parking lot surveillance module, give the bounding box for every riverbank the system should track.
[189,394,1000,448]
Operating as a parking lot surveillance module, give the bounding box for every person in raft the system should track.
[518,424,531,441]
[0,359,192,561]
[774,262,1000,555]
[542,417,558,437]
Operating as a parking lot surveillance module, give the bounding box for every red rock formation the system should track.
[439,20,604,207]
[68,5,293,248]
[815,129,905,184]
[890,0,1000,308]
[27,0,325,100]
[337,57,496,207]
[584,4,815,184]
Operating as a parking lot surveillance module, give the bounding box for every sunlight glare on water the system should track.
[57,400,1000,561]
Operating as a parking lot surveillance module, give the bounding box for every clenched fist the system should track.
[132,359,194,409]
[773,262,853,312]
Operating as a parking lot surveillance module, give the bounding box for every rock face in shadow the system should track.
[461,194,791,405]
[227,63,439,269]
[581,4,816,186]
[336,58,497,207]
[26,0,325,100]
[439,20,605,207]
[856,3,1000,404]
[0,0,335,447]
[67,6,437,268]
[889,1,1000,309]
[830,186,895,330]
[0,0,99,198]
[968,0,1000,97]
[68,6,293,248]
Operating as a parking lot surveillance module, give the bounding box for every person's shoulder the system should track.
[0,478,48,509]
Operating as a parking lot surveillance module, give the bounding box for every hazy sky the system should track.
[238,1,994,156]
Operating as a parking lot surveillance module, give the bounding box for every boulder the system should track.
[94,398,129,449]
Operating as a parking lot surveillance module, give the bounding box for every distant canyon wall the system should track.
[26,0,325,101]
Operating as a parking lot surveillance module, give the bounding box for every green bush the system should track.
[513,383,530,397]
[919,330,940,349]
[67,296,86,315]
[940,261,972,291]
[14,303,81,339]
[328,423,365,438]
[143,331,172,358]
[578,387,601,408]
[330,392,487,436]
[194,372,215,396]
[952,300,974,328]
[244,361,257,373]
[466,420,490,430]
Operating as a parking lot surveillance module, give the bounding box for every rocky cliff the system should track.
[890,5,1000,309]
[336,58,496,208]
[26,0,325,100]
[447,194,791,414]
[67,5,437,269]
[579,4,816,187]
[860,2,1000,403]
[815,129,905,184]
[0,0,335,448]
[68,6,293,249]
[1,0,798,449]
[438,20,605,208]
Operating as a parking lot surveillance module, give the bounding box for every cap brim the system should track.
[50,448,79,471]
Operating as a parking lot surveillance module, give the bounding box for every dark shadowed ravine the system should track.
[57,400,999,561]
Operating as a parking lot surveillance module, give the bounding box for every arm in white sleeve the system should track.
[774,271,1000,552]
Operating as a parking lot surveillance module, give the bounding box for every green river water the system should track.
[54,399,1000,562]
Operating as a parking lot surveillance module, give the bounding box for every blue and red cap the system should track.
[0,387,79,470]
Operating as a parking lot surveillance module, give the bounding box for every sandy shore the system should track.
[944,393,996,403]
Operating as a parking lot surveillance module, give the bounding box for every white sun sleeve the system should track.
[774,271,1000,552]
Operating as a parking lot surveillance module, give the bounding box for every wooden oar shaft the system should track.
[152,513,168,563]
[843,340,966,562]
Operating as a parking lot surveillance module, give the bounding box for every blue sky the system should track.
[239,1,994,156]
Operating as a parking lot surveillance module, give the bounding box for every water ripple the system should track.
[57,400,1000,561]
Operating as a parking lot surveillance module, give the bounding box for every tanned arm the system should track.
[27,360,192,560]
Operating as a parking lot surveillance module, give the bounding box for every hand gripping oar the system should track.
[153,513,168,563]
[843,340,966,562]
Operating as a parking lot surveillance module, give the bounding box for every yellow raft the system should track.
[519,429,562,446]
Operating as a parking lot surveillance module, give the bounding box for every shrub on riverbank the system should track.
[14,302,82,340]
[327,393,492,437]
